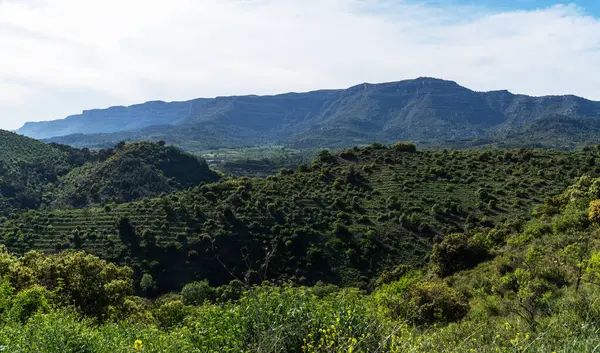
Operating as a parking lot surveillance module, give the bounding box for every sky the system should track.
[1,0,600,130]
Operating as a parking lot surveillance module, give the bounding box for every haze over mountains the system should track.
[17,77,600,150]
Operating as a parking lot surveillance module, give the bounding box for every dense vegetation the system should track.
[2,142,599,295]
[3,172,600,351]
[48,141,219,209]
[0,130,93,213]
[7,129,600,351]
[423,115,600,151]
[0,131,218,214]
[200,146,315,177]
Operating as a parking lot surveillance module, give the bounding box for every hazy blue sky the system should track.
[423,0,600,15]
[488,0,597,14]
[1,0,600,130]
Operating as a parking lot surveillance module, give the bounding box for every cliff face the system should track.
[17,100,199,139]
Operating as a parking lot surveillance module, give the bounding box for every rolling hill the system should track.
[17,77,600,151]
[0,131,219,214]
[1,143,598,293]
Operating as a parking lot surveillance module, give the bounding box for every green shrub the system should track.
[216,280,245,302]
[430,233,489,276]
[392,142,417,152]
[140,273,156,296]
[155,300,190,328]
[9,285,50,323]
[407,282,469,325]
[0,277,14,322]
[376,265,414,286]
[181,280,215,306]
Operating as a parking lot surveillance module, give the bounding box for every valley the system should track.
[3,80,600,352]
[1,126,600,350]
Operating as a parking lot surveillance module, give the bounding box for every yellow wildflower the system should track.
[134,339,143,351]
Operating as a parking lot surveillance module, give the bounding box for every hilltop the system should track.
[0,131,219,214]
[48,141,220,209]
[17,78,600,151]
[0,130,91,212]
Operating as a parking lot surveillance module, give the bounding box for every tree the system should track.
[181,280,215,306]
[407,282,468,325]
[19,251,134,319]
[499,247,557,331]
[317,150,335,164]
[561,238,589,292]
[588,200,600,225]
[217,279,245,302]
[9,285,49,323]
[392,142,417,153]
[140,273,156,296]
[430,233,488,276]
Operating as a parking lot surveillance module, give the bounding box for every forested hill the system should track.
[0,130,219,214]
[18,77,600,150]
[2,142,599,293]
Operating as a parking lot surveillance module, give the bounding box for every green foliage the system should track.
[155,299,189,329]
[0,145,597,294]
[0,248,133,320]
[181,280,215,306]
[3,175,600,353]
[7,140,600,351]
[9,285,50,323]
[50,141,219,209]
[430,233,489,276]
[407,282,469,325]
[0,136,218,213]
[216,279,245,302]
[583,252,600,286]
[140,274,156,295]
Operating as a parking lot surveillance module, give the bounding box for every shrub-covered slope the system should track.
[48,142,219,209]
[4,171,600,352]
[1,143,598,293]
[0,130,93,213]
[0,131,218,213]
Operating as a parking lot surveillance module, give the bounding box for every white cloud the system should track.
[0,0,599,130]
[0,82,31,104]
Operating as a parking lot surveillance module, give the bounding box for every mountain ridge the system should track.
[17,77,600,149]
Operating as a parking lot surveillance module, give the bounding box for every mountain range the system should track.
[17,77,600,150]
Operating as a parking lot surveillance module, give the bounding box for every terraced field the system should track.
[1,144,598,292]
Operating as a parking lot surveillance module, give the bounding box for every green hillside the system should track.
[48,141,219,209]
[0,130,90,213]
[2,159,600,352]
[0,130,65,163]
[422,115,600,151]
[0,131,219,214]
[1,143,597,293]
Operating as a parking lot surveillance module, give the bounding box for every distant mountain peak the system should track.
[17,78,600,149]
